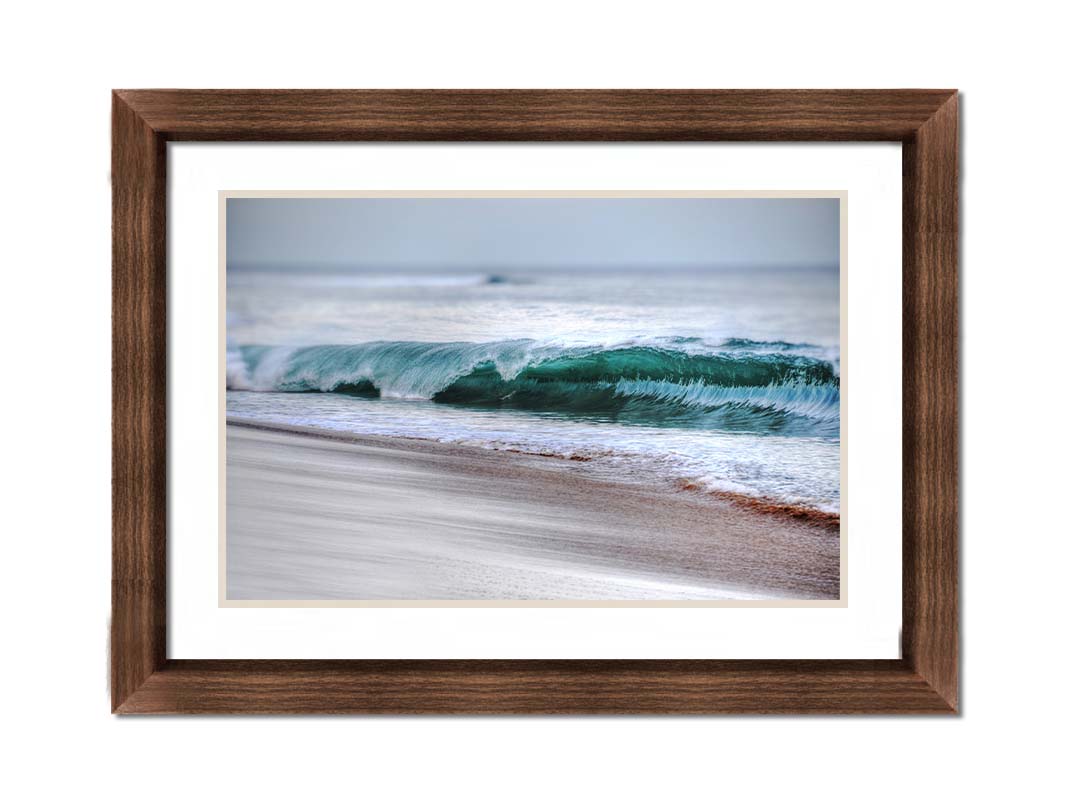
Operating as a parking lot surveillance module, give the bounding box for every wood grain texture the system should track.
[111,92,167,711]
[114,89,956,141]
[901,93,960,709]
[111,89,959,714]
[120,660,949,715]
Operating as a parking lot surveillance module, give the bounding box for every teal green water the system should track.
[232,339,839,438]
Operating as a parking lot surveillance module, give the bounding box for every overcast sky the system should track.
[227,197,839,270]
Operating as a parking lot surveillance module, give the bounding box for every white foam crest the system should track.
[247,346,298,391]
[609,378,840,420]
[225,345,253,390]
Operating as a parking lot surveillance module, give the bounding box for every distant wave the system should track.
[227,338,840,435]
[227,271,511,289]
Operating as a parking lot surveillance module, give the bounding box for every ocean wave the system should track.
[227,271,510,289]
[227,338,840,434]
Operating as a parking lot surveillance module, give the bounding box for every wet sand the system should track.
[226,421,840,601]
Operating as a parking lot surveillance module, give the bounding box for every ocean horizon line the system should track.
[226,261,841,274]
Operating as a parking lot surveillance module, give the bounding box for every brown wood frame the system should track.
[112,90,958,714]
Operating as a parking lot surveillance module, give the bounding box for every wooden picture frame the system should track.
[112,89,958,714]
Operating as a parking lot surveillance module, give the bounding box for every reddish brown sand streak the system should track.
[226,420,840,601]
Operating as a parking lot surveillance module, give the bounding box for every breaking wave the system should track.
[227,338,840,435]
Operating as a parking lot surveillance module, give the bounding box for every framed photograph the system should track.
[112,90,958,713]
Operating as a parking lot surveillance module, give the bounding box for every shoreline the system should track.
[225,419,841,602]
[227,416,840,529]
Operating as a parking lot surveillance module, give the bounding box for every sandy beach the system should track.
[226,421,840,602]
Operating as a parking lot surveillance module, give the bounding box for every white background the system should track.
[171,148,899,659]
[1,1,1064,798]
